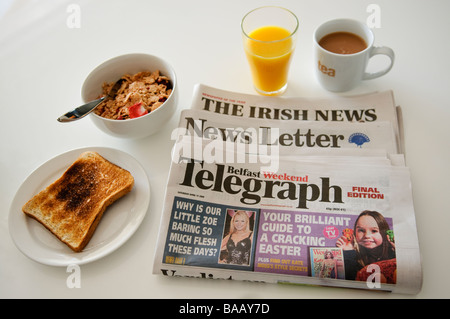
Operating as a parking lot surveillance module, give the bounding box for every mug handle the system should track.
[363,46,395,80]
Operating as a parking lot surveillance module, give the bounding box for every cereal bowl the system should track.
[81,53,178,139]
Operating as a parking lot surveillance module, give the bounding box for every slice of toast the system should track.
[22,151,134,252]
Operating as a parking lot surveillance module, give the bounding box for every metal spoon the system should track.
[57,78,125,122]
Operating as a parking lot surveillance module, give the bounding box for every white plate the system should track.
[8,147,150,266]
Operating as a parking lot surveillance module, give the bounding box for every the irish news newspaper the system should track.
[152,84,422,294]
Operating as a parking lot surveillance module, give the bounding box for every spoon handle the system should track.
[57,97,105,122]
[57,78,125,123]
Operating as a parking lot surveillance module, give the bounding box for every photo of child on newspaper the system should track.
[335,210,396,283]
[219,210,256,266]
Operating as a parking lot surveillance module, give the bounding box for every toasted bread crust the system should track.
[22,151,134,252]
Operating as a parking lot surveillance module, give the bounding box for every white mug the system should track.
[313,19,395,92]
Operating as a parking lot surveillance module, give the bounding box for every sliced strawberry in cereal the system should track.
[128,102,148,119]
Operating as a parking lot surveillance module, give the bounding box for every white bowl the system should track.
[81,53,178,139]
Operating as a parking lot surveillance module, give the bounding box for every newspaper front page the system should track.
[152,85,422,294]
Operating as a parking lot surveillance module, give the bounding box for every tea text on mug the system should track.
[318,60,335,77]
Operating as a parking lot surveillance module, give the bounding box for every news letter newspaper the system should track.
[153,85,422,294]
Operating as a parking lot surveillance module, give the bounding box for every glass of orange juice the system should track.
[241,6,299,96]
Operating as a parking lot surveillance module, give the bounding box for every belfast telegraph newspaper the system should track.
[152,84,422,294]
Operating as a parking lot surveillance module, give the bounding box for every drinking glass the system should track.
[241,6,299,96]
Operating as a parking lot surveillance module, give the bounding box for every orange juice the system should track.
[245,25,295,95]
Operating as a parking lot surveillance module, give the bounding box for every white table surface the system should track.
[1,0,449,299]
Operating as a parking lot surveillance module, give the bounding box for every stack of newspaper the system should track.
[153,84,422,294]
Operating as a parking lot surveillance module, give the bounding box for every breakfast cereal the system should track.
[95,70,172,120]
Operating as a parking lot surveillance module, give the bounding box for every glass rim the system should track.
[241,6,299,44]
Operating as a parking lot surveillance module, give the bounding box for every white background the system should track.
[1,0,449,299]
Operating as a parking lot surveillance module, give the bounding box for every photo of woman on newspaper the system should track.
[319,250,338,279]
[219,210,256,266]
[336,210,396,283]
